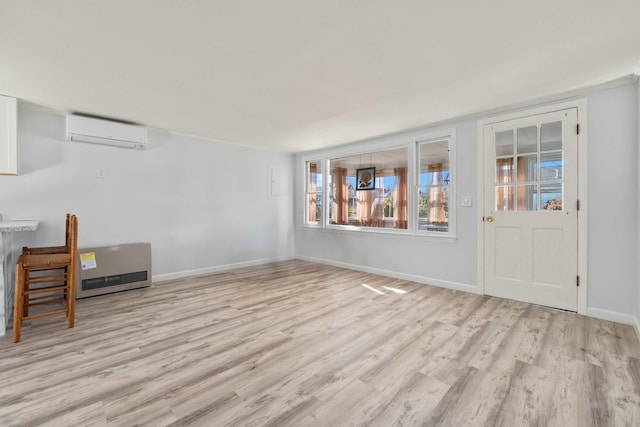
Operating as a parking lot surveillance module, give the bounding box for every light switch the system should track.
[461,196,472,207]
[96,168,105,179]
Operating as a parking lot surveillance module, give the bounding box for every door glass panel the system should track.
[496,159,514,184]
[495,122,564,212]
[517,184,538,211]
[541,183,562,210]
[496,130,514,156]
[540,152,562,181]
[517,155,536,182]
[496,185,514,211]
[517,126,537,154]
[541,121,562,151]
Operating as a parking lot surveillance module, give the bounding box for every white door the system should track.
[483,108,578,311]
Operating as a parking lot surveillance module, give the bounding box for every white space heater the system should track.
[76,243,152,299]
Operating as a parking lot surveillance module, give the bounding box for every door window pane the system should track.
[541,183,562,210]
[496,185,514,211]
[541,121,562,151]
[496,159,514,184]
[540,152,562,181]
[517,155,537,183]
[517,126,537,154]
[517,184,538,211]
[496,130,514,156]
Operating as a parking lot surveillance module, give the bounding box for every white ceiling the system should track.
[1,1,639,153]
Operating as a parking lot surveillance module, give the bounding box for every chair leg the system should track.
[13,261,24,343]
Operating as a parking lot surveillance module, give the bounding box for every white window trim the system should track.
[303,159,323,228]
[414,132,457,238]
[300,128,457,239]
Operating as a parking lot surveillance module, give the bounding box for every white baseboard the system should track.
[296,255,478,294]
[152,255,295,282]
[586,307,638,327]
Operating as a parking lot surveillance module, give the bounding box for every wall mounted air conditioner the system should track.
[66,114,147,149]
[76,243,152,299]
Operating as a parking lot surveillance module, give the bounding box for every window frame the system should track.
[326,146,409,232]
[304,159,324,227]
[415,135,456,237]
[300,129,456,239]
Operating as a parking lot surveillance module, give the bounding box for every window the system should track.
[494,122,563,211]
[302,129,455,237]
[328,147,408,229]
[305,160,322,224]
[417,138,451,233]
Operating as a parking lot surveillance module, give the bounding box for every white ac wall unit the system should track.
[66,114,147,149]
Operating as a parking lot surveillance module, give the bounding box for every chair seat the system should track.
[22,245,69,255]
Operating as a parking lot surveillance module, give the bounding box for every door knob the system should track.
[486,216,494,222]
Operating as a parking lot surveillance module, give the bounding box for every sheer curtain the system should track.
[393,167,408,229]
[331,167,348,224]
[516,156,530,211]
[428,163,446,223]
[356,169,386,227]
[356,185,372,226]
[308,163,317,222]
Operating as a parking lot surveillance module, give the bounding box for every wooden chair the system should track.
[13,214,78,342]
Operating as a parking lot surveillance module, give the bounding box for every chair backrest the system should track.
[64,213,71,249]
[68,214,78,253]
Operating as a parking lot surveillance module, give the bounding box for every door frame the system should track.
[476,99,588,314]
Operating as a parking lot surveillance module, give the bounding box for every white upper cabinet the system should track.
[0,95,17,175]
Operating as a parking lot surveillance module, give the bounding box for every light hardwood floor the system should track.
[1,260,640,426]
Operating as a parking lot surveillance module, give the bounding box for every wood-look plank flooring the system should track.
[1,260,640,426]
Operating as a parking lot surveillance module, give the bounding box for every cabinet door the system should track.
[0,95,17,175]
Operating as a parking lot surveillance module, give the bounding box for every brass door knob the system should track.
[486,216,494,222]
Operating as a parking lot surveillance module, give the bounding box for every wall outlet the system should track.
[461,196,472,207]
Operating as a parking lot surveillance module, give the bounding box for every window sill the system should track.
[300,223,457,242]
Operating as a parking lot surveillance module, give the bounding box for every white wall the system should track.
[587,84,638,320]
[0,105,295,280]
[295,82,640,323]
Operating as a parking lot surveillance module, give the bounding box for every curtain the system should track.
[496,158,514,211]
[393,167,408,229]
[331,167,348,224]
[495,157,530,211]
[356,169,384,227]
[356,184,372,226]
[516,156,529,211]
[308,163,317,222]
[428,164,446,224]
